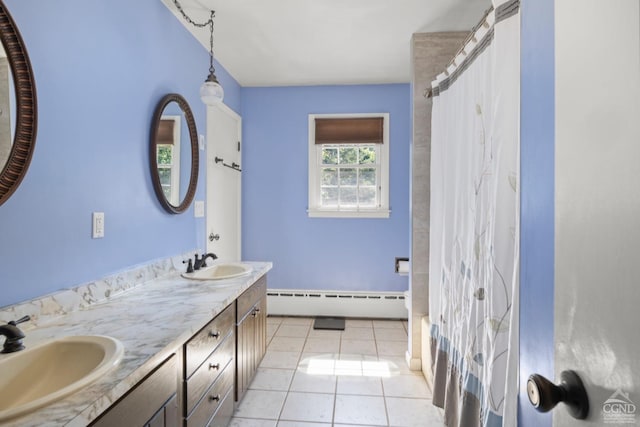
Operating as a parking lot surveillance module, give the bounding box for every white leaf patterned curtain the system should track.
[428,1,520,426]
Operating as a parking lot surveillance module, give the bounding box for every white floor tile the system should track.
[336,375,383,396]
[380,356,414,375]
[249,368,295,391]
[260,351,301,370]
[345,319,373,328]
[372,320,405,329]
[308,328,343,338]
[267,316,283,325]
[229,418,278,427]
[298,353,337,375]
[267,324,279,337]
[385,397,443,427]
[268,336,306,353]
[290,370,337,393]
[279,392,335,423]
[277,422,331,427]
[374,327,408,342]
[342,327,375,340]
[376,340,407,357]
[341,339,378,356]
[383,374,431,398]
[304,337,340,353]
[275,324,310,338]
[334,425,384,427]
[334,394,387,426]
[281,317,313,325]
[233,390,287,420]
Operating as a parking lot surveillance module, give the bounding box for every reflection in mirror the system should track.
[0,47,12,168]
[150,94,198,214]
[0,1,37,207]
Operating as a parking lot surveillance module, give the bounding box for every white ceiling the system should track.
[162,0,490,87]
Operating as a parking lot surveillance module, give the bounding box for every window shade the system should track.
[315,117,384,144]
[157,119,175,145]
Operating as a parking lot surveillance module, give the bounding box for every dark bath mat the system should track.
[313,317,345,330]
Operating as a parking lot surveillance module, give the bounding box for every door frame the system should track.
[206,102,242,260]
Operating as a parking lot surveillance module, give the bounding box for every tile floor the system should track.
[229,317,444,427]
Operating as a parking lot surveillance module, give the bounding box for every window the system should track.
[308,113,390,218]
[156,116,181,206]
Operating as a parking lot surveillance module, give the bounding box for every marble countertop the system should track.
[0,261,272,427]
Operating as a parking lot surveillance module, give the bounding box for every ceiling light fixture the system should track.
[172,1,224,106]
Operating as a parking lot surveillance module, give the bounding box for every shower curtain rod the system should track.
[423,0,520,99]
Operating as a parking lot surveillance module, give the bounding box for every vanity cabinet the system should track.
[235,276,267,402]
[182,304,235,427]
[90,354,178,427]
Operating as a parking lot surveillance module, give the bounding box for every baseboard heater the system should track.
[267,289,408,319]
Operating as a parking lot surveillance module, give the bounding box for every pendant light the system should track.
[173,1,224,105]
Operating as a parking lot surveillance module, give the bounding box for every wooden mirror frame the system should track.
[150,93,199,214]
[0,1,37,207]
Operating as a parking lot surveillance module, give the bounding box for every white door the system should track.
[554,1,640,425]
[206,103,242,261]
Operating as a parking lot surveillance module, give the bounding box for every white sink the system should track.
[0,335,124,421]
[182,263,253,281]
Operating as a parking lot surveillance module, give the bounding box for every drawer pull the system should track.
[209,394,221,402]
[209,363,221,371]
[254,308,261,313]
[209,330,220,339]
[251,310,257,317]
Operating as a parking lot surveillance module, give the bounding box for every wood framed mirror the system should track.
[150,93,199,214]
[0,1,37,207]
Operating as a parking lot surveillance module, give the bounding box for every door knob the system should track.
[209,233,220,241]
[527,370,589,419]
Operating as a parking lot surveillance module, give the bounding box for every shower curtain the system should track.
[428,1,520,426]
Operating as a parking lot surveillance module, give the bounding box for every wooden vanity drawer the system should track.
[237,275,266,318]
[186,362,234,427]
[91,354,177,427]
[184,334,234,414]
[204,388,234,427]
[185,304,234,378]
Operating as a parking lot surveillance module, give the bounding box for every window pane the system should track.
[340,168,357,185]
[321,187,338,206]
[360,168,376,185]
[321,168,338,185]
[157,145,173,165]
[322,148,338,165]
[339,147,357,164]
[340,187,358,205]
[158,168,172,186]
[359,187,377,206]
[359,146,376,164]
[162,185,172,200]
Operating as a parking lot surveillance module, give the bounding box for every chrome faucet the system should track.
[194,252,218,270]
[0,315,30,353]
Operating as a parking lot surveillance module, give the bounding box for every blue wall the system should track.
[0,0,240,307]
[241,85,410,293]
[519,0,555,426]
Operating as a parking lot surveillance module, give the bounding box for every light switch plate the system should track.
[92,212,105,238]
[198,134,205,151]
[194,201,205,218]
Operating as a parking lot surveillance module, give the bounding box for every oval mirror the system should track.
[0,2,38,207]
[150,94,199,214]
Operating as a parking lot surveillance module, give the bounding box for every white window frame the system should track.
[157,115,181,206]
[308,113,390,218]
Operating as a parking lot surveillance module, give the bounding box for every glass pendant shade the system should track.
[200,76,224,106]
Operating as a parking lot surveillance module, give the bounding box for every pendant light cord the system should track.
[172,0,217,76]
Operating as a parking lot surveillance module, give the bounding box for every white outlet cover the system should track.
[194,201,205,218]
[92,212,105,239]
